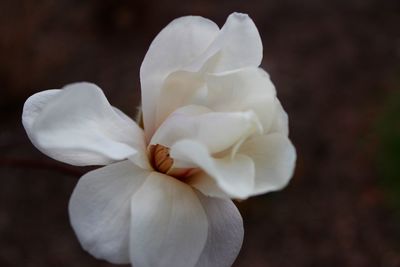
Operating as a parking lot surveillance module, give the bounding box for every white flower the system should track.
[22,12,296,267]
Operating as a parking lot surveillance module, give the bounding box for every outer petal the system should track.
[155,71,205,126]
[269,98,289,136]
[22,83,146,166]
[187,172,231,199]
[170,139,255,199]
[154,13,263,127]
[206,67,276,132]
[239,133,296,195]
[68,161,150,264]
[140,16,219,139]
[195,193,244,267]
[187,12,263,73]
[141,13,263,138]
[150,105,262,155]
[129,172,208,267]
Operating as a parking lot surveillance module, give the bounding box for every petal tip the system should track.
[230,12,250,20]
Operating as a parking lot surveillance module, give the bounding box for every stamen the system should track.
[149,144,199,180]
[150,144,173,174]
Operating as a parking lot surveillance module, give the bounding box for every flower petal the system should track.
[150,105,262,154]
[129,172,208,267]
[239,133,296,195]
[154,13,263,127]
[140,16,219,139]
[187,12,263,73]
[155,70,206,127]
[195,193,244,267]
[187,172,231,199]
[22,83,146,166]
[170,139,255,199]
[141,13,262,139]
[269,98,289,136]
[206,67,276,132]
[68,160,150,264]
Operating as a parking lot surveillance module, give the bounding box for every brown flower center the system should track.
[149,144,174,174]
[149,144,198,179]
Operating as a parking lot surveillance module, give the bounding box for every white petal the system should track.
[155,13,264,127]
[187,12,262,73]
[269,98,289,136]
[68,160,150,264]
[151,105,262,154]
[195,193,244,267]
[21,89,61,129]
[206,67,276,132]
[188,172,231,199]
[239,133,296,195]
[129,172,208,267]
[22,83,146,166]
[170,140,255,199]
[140,16,219,139]
[155,71,205,127]
[141,13,263,139]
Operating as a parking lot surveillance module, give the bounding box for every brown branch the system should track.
[0,157,86,177]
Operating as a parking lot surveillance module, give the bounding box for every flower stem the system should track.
[0,157,85,177]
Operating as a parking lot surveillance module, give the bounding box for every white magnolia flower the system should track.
[22,12,296,267]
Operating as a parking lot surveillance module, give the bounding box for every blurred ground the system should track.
[1,0,400,266]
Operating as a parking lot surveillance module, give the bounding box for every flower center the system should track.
[150,144,174,174]
[149,144,197,179]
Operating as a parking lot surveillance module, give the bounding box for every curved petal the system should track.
[269,98,289,136]
[68,161,150,264]
[187,172,231,199]
[141,13,263,139]
[154,14,264,128]
[195,193,244,267]
[150,105,262,155]
[206,67,276,132]
[170,140,255,199]
[239,133,296,195]
[187,12,262,73]
[22,89,61,129]
[22,83,146,166]
[155,71,205,126]
[129,172,208,267]
[140,16,219,139]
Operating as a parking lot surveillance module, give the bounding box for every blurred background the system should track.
[1,0,400,266]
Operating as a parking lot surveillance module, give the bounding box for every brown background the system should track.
[1,0,400,266]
